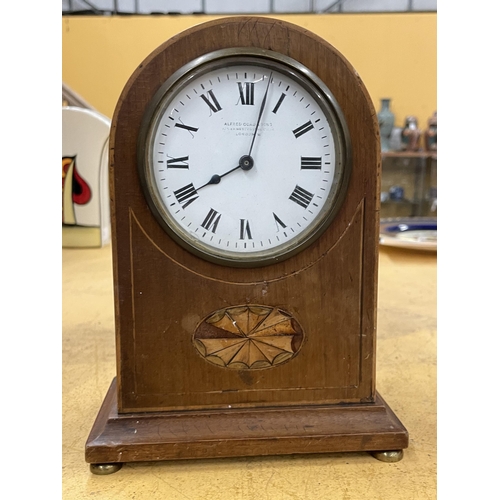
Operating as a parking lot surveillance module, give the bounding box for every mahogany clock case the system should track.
[85,16,408,465]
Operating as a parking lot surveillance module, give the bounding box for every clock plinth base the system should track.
[85,379,408,467]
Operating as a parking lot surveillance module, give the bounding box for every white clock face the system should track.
[139,49,350,266]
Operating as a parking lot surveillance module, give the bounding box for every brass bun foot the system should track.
[89,463,123,475]
[371,450,404,463]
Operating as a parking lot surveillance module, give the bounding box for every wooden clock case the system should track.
[85,16,408,468]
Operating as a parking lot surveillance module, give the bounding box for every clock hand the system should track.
[196,155,254,191]
[196,74,271,192]
[247,72,273,158]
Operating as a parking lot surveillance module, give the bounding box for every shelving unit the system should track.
[380,151,437,219]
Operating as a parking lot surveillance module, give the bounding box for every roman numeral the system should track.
[272,93,286,114]
[237,82,255,105]
[201,208,221,233]
[289,185,314,208]
[173,183,199,209]
[174,123,199,133]
[300,156,322,170]
[200,90,222,113]
[167,156,189,169]
[293,120,314,138]
[273,212,287,231]
[239,219,253,240]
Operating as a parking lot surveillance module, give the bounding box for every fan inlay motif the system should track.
[193,305,304,370]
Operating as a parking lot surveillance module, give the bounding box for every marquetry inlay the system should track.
[193,305,304,370]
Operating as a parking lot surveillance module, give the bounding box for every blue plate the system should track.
[380,217,437,251]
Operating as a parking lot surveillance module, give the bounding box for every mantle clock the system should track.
[85,16,408,474]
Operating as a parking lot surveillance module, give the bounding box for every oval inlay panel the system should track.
[193,305,304,370]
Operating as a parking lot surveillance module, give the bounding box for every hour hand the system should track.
[197,173,225,191]
[196,156,255,191]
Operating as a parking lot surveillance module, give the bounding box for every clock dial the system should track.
[139,49,350,266]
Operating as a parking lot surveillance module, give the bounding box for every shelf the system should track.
[381,199,416,206]
[381,151,435,159]
[380,151,436,218]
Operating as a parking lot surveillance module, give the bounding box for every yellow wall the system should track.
[62,13,436,130]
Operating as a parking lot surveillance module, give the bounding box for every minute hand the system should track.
[247,72,273,157]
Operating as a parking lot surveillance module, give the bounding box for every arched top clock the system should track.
[86,16,408,473]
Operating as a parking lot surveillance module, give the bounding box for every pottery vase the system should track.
[401,116,421,151]
[377,98,395,152]
[424,111,437,152]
